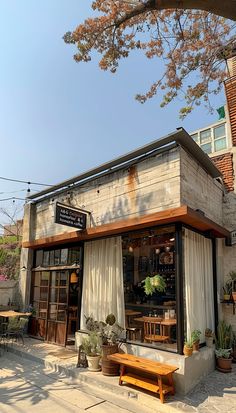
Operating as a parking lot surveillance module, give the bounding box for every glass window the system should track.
[214,138,227,152]
[61,249,68,265]
[49,250,54,266]
[191,133,198,143]
[201,143,212,154]
[122,226,177,353]
[43,251,49,267]
[200,129,211,144]
[35,250,43,267]
[54,249,61,265]
[214,124,225,139]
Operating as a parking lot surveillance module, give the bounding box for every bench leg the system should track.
[167,373,175,395]
[119,364,126,386]
[157,376,164,403]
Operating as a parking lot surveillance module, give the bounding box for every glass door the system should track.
[46,271,69,346]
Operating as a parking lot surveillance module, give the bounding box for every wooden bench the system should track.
[107,353,178,403]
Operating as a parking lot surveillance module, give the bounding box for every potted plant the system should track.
[223,280,232,301]
[183,338,193,356]
[215,320,233,372]
[81,332,101,372]
[142,274,166,296]
[228,271,236,302]
[205,328,214,348]
[191,329,201,351]
[85,313,124,376]
[232,333,236,363]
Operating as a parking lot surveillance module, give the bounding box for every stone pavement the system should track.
[1,338,236,413]
[0,352,157,413]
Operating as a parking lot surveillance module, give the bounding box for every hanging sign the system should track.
[55,202,87,230]
[230,230,236,246]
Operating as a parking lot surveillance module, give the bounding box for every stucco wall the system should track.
[180,148,223,225]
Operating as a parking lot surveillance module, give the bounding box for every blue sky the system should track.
[0,1,225,227]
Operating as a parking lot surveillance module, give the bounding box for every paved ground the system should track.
[1,341,236,413]
[0,352,157,413]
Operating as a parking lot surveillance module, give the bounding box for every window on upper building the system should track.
[191,122,227,155]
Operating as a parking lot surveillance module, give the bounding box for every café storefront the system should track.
[21,130,229,392]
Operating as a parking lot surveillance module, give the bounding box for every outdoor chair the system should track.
[1,317,28,350]
[7,317,28,345]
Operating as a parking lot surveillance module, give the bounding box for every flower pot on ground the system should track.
[183,339,193,356]
[81,332,101,372]
[191,330,201,351]
[205,328,214,348]
[215,321,233,373]
[232,333,236,363]
[84,313,124,376]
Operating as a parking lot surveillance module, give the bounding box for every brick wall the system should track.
[224,75,236,147]
[211,152,234,192]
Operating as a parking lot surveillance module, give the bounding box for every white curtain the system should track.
[184,229,214,342]
[80,236,125,329]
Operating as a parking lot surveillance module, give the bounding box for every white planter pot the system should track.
[86,355,101,372]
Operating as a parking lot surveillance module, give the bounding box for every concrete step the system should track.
[3,341,183,413]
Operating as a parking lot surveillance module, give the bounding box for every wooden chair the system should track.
[125,314,142,341]
[143,317,169,343]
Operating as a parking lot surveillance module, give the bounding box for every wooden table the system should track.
[134,317,176,340]
[0,311,31,318]
[107,353,178,403]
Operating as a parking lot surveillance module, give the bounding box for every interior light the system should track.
[70,272,78,283]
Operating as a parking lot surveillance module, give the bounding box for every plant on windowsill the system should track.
[183,338,193,357]
[142,274,166,296]
[205,328,214,348]
[228,271,236,303]
[191,329,201,351]
[81,331,101,372]
[222,280,232,301]
[85,313,124,376]
[215,320,233,372]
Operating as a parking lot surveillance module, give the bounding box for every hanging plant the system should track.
[142,274,166,296]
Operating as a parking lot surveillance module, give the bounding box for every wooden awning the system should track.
[22,205,229,249]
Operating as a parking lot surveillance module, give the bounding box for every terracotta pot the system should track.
[216,357,233,372]
[86,354,101,372]
[101,343,119,376]
[232,292,236,302]
[183,345,193,357]
[193,340,200,351]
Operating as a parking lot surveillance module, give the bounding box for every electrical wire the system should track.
[0,176,52,186]
[0,197,26,202]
